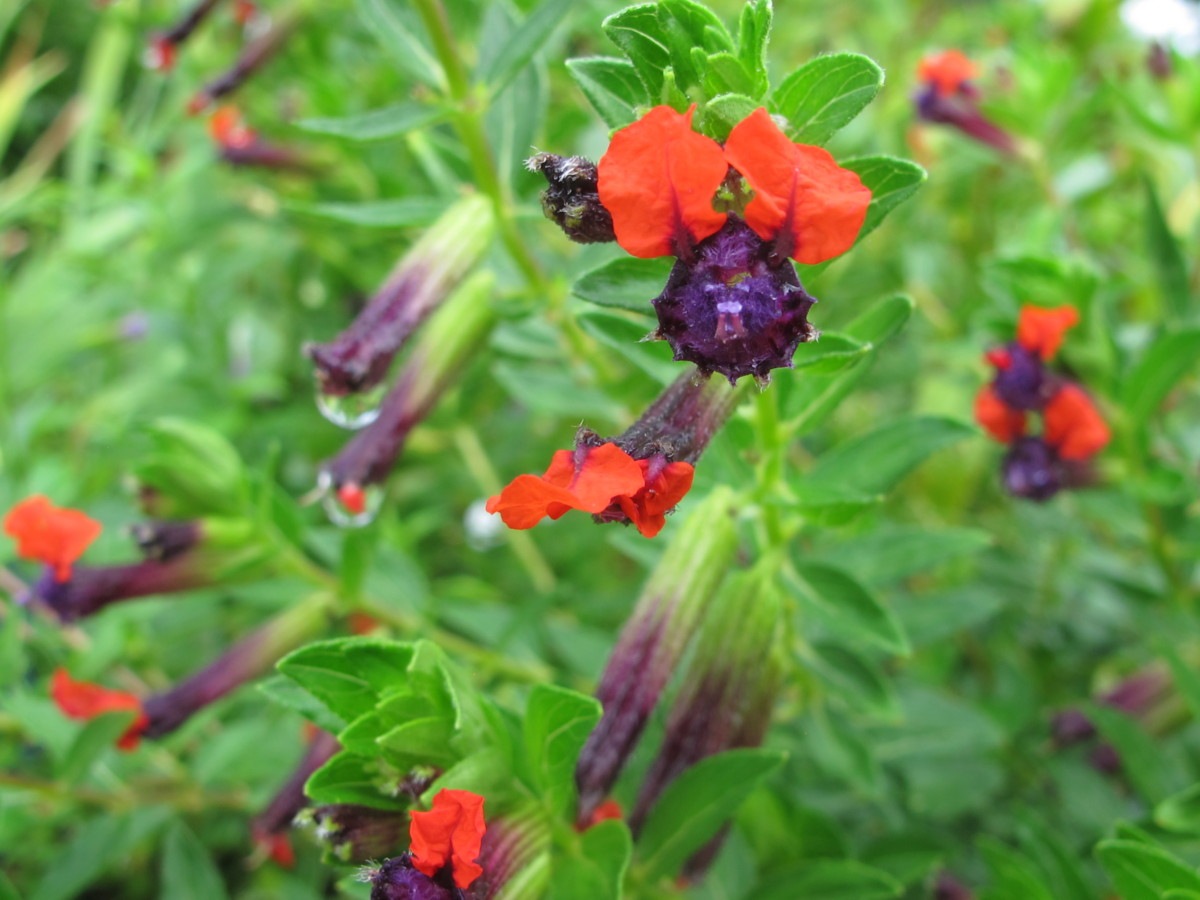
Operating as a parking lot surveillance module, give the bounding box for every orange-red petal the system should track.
[1016,305,1079,361]
[486,444,646,529]
[724,108,871,265]
[209,105,257,149]
[409,789,486,889]
[50,668,147,751]
[617,459,695,538]
[582,799,624,829]
[1043,385,1109,460]
[3,495,102,583]
[975,386,1027,443]
[918,50,979,96]
[597,105,728,259]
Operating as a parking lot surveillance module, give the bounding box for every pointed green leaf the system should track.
[843,156,927,245]
[736,0,772,96]
[637,748,786,881]
[479,0,574,95]
[771,52,883,145]
[572,256,673,313]
[697,92,759,142]
[549,819,632,900]
[1097,839,1200,900]
[786,562,910,657]
[296,103,448,141]
[1120,327,1200,426]
[277,639,416,723]
[602,5,670,96]
[1143,176,1191,321]
[806,641,900,718]
[1156,783,1200,835]
[523,685,602,816]
[355,0,442,87]
[160,822,229,900]
[567,57,648,128]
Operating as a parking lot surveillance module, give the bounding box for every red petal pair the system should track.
[597,105,870,265]
[409,789,486,889]
[1043,385,1110,460]
[50,668,148,751]
[975,386,1027,443]
[209,106,258,150]
[3,495,102,582]
[1017,305,1079,361]
[918,50,979,97]
[485,443,694,538]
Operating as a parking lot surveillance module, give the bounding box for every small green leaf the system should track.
[803,416,974,496]
[657,0,733,93]
[756,859,902,900]
[1120,327,1200,426]
[58,712,137,784]
[567,57,648,129]
[698,92,761,142]
[479,0,574,96]
[771,53,884,145]
[979,837,1057,900]
[788,485,883,526]
[296,103,448,141]
[355,0,442,87]
[791,332,870,374]
[549,820,632,900]
[637,748,787,881]
[842,156,927,246]
[135,418,248,517]
[1156,783,1200,835]
[701,52,757,98]
[845,294,914,345]
[806,641,900,718]
[160,821,230,900]
[305,752,408,809]
[572,256,673,313]
[1096,838,1200,900]
[1161,645,1200,720]
[785,562,910,657]
[1143,176,1191,322]
[277,638,416,723]
[257,675,348,734]
[523,685,602,816]
[602,5,670,96]
[576,310,678,385]
[735,0,772,96]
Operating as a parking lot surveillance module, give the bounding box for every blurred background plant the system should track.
[1,0,1199,897]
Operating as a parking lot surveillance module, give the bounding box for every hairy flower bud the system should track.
[526,153,615,244]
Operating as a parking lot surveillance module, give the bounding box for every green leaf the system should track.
[30,809,172,900]
[697,92,759,142]
[567,57,648,129]
[788,485,883,526]
[756,860,902,900]
[576,310,678,385]
[845,294,914,345]
[257,675,347,733]
[296,103,448,141]
[1161,645,1200,720]
[58,712,138,784]
[306,752,409,809]
[276,638,416,723]
[602,5,670,96]
[657,0,733,93]
[549,820,632,900]
[1120,327,1200,426]
[135,418,248,517]
[806,641,900,718]
[771,53,884,145]
[1087,704,1170,803]
[355,0,443,87]
[803,416,974,496]
[160,821,230,900]
[479,0,574,95]
[785,562,910,657]
[637,748,787,881]
[842,156,927,246]
[289,198,445,229]
[572,256,673,313]
[979,837,1057,900]
[1096,839,1200,900]
[1143,176,1191,321]
[523,685,602,816]
[735,0,772,96]
[701,53,757,98]
[820,526,993,587]
[1156,783,1200,835]
[791,332,870,374]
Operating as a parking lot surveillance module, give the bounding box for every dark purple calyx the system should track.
[990,343,1055,410]
[369,855,467,900]
[526,153,615,244]
[652,219,817,382]
[309,804,409,862]
[1001,437,1062,501]
[914,84,1015,154]
[131,520,202,562]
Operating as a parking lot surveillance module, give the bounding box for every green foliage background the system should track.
[1,0,1199,897]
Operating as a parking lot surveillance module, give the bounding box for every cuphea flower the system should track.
[531,105,870,381]
[408,789,486,889]
[976,305,1109,500]
[4,496,102,582]
[51,669,148,750]
[915,50,1015,154]
[488,371,736,538]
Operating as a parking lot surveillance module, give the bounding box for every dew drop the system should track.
[316,384,386,430]
[321,481,385,528]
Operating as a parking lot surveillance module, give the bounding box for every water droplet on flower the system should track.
[316,384,386,429]
[321,481,384,528]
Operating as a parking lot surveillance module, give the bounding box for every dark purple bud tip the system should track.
[130,520,202,562]
[1050,708,1096,747]
[652,219,817,382]
[1001,437,1062,501]
[367,855,465,900]
[1089,743,1122,776]
[526,153,615,244]
[990,343,1054,410]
